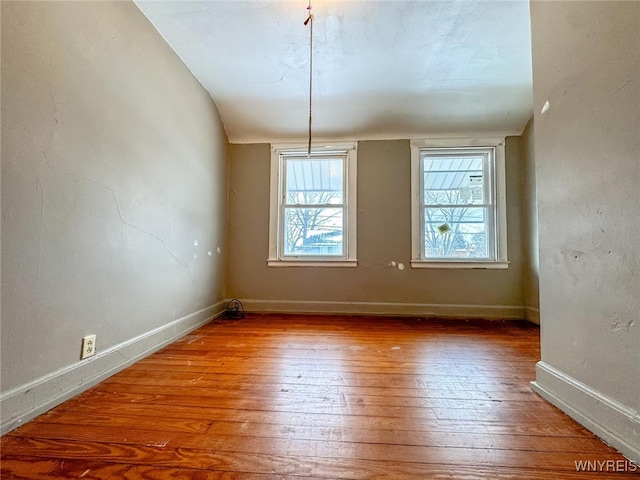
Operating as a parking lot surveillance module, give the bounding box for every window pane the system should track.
[423,155,484,205]
[286,158,343,205]
[284,207,343,256]
[423,207,488,259]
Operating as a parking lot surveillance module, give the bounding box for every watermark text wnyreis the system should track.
[575,459,637,472]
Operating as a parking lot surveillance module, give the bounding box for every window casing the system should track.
[268,143,357,267]
[410,138,508,269]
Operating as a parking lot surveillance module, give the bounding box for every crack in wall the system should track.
[39,149,196,287]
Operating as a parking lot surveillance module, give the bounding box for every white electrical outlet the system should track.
[81,334,97,359]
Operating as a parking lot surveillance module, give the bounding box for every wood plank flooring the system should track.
[2,314,638,479]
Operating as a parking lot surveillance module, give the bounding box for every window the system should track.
[410,138,508,269]
[268,143,357,267]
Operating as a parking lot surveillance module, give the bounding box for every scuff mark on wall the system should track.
[35,174,46,295]
[611,73,640,96]
[556,250,580,285]
[564,248,586,260]
[610,312,636,333]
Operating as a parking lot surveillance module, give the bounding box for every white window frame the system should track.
[410,137,509,269]
[268,142,357,267]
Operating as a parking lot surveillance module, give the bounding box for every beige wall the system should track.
[227,138,525,317]
[1,1,228,431]
[521,119,539,323]
[530,1,639,461]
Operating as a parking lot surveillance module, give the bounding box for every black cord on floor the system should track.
[223,298,245,319]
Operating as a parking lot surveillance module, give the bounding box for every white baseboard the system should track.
[526,306,540,325]
[0,300,227,435]
[242,299,526,320]
[531,361,640,463]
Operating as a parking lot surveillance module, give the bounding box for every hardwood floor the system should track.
[2,314,637,479]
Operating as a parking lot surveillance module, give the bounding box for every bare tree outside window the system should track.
[282,157,345,256]
[411,141,507,267]
[421,154,489,259]
[423,189,487,258]
[268,143,357,265]
[284,191,343,255]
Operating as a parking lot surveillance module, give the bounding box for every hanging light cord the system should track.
[304,1,314,156]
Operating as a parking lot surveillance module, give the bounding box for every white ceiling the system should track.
[134,0,533,144]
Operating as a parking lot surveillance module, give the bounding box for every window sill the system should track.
[411,260,509,270]
[267,259,357,268]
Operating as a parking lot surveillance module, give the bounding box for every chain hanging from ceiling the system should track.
[304,0,314,156]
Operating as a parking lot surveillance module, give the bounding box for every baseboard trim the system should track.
[241,299,526,320]
[526,306,540,325]
[531,361,640,463]
[0,300,227,435]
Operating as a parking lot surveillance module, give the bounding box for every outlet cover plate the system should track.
[81,334,97,360]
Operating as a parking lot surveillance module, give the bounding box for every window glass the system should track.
[268,144,357,267]
[410,139,508,269]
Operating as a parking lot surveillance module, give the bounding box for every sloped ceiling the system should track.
[134,0,533,143]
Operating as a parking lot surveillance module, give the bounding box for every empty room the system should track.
[1,0,638,478]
